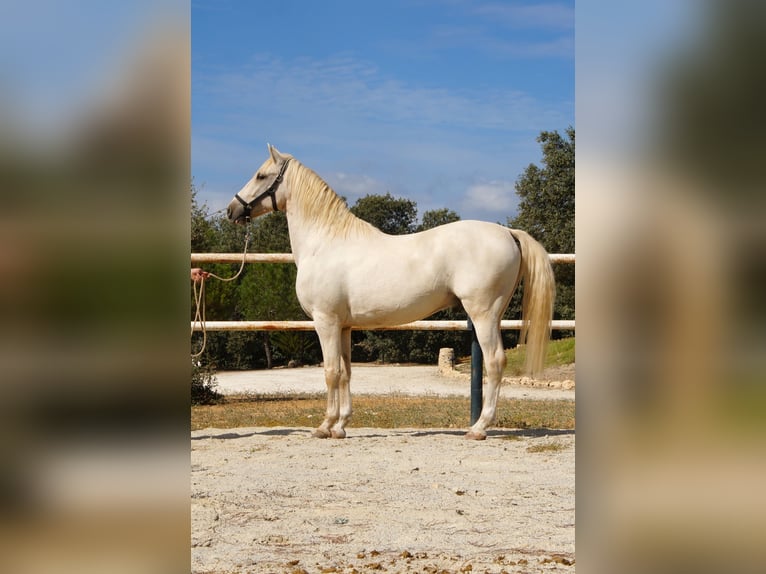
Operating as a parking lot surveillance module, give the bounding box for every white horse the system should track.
[227,145,555,440]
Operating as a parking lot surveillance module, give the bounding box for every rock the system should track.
[437,348,455,375]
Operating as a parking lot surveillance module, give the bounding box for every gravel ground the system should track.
[192,365,575,573]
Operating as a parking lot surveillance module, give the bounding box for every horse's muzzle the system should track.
[226,201,246,224]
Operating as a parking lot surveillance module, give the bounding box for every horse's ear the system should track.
[268,144,282,163]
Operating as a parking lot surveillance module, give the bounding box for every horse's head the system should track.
[227,144,292,223]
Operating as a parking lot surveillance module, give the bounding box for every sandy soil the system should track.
[192,366,575,573]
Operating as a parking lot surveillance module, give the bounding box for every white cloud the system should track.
[326,172,388,202]
[461,180,519,219]
[197,55,567,134]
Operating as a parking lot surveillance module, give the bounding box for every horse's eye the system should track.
[255,173,267,180]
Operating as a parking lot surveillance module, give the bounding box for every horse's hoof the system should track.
[331,429,347,439]
[464,430,487,441]
[312,428,331,439]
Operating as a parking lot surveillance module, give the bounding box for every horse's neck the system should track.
[284,208,321,265]
[284,165,378,263]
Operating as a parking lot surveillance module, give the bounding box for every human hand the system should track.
[191,268,210,283]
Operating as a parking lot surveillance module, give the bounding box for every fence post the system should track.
[467,318,483,425]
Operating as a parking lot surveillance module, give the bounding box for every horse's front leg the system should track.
[312,319,343,439]
[330,327,353,438]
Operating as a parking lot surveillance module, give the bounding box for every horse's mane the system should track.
[286,160,380,239]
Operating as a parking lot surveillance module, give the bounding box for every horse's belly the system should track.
[346,285,455,327]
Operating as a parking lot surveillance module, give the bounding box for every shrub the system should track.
[191,360,223,405]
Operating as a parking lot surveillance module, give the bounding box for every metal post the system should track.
[468,318,483,425]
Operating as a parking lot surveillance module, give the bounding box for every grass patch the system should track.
[526,441,568,453]
[191,394,574,432]
[506,336,575,377]
[455,336,575,377]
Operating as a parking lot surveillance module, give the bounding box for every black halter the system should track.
[234,158,291,218]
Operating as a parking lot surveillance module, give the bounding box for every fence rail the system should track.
[191,253,575,332]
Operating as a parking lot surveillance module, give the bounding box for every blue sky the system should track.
[192,0,574,223]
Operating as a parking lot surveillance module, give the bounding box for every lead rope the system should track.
[191,225,252,358]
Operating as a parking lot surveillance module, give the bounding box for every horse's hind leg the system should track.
[465,315,507,441]
[312,319,343,439]
[330,327,353,439]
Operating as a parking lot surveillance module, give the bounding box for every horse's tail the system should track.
[508,228,556,376]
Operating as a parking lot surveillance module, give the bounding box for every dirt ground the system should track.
[212,363,576,399]
[192,366,575,573]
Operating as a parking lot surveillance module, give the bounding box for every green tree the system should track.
[350,192,418,234]
[417,208,461,231]
[510,128,574,253]
[248,211,292,253]
[191,182,214,251]
[191,185,316,369]
[508,127,575,336]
